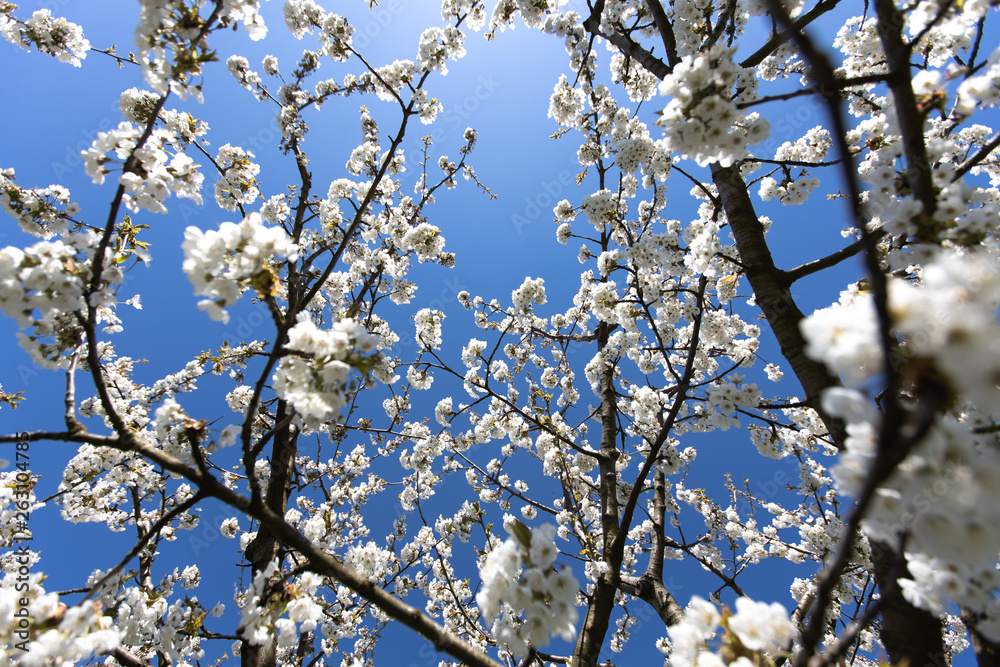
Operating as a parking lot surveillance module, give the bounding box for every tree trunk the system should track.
[713,163,943,665]
[961,608,1000,667]
[571,320,622,667]
[870,539,945,667]
[242,401,298,667]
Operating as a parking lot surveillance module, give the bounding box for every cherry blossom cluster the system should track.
[610,52,659,102]
[581,189,622,232]
[511,277,546,311]
[397,425,449,509]
[442,0,488,30]
[282,0,326,38]
[665,596,794,666]
[118,88,159,125]
[0,7,90,66]
[417,26,466,75]
[907,0,991,70]
[213,144,261,212]
[0,169,80,239]
[488,0,560,34]
[476,522,579,658]
[272,314,380,429]
[0,233,116,367]
[0,472,121,665]
[549,74,588,128]
[236,561,326,654]
[181,212,298,323]
[800,286,882,388]
[758,127,829,205]
[657,45,768,168]
[0,566,120,667]
[86,562,220,663]
[400,222,448,262]
[81,114,206,215]
[414,308,445,350]
[227,55,264,99]
[133,0,266,101]
[832,17,883,79]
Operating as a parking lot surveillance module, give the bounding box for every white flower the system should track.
[512,277,546,310]
[227,55,262,95]
[181,212,297,323]
[414,308,444,350]
[435,397,453,425]
[727,597,794,652]
[401,223,446,262]
[685,596,720,636]
[273,315,380,429]
[2,9,91,66]
[221,517,240,538]
[800,290,882,386]
[119,88,159,124]
[476,523,579,655]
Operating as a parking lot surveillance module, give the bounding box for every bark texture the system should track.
[242,403,297,667]
[713,161,944,665]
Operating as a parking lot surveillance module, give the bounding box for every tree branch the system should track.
[739,0,842,69]
[583,3,672,80]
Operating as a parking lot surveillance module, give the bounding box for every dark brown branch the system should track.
[872,0,938,227]
[618,575,685,627]
[643,0,680,67]
[243,401,298,667]
[762,2,946,665]
[736,73,888,108]
[952,130,1000,182]
[84,492,204,602]
[712,163,844,432]
[110,646,152,667]
[583,3,672,80]
[740,0,842,68]
[782,228,886,284]
[617,469,685,628]
[708,0,739,48]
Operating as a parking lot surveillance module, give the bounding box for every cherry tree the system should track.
[1,1,1000,667]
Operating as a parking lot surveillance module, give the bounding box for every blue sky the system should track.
[0,1,917,664]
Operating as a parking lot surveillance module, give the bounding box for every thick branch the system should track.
[643,0,680,67]
[110,646,152,667]
[763,2,945,664]
[617,469,685,628]
[740,0,842,68]
[571,323,623,666]
[711,163,843,435]
[961,607,1000,667]
[583,3,672,79]
[872,0,938,225]
[619,575,685,627]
